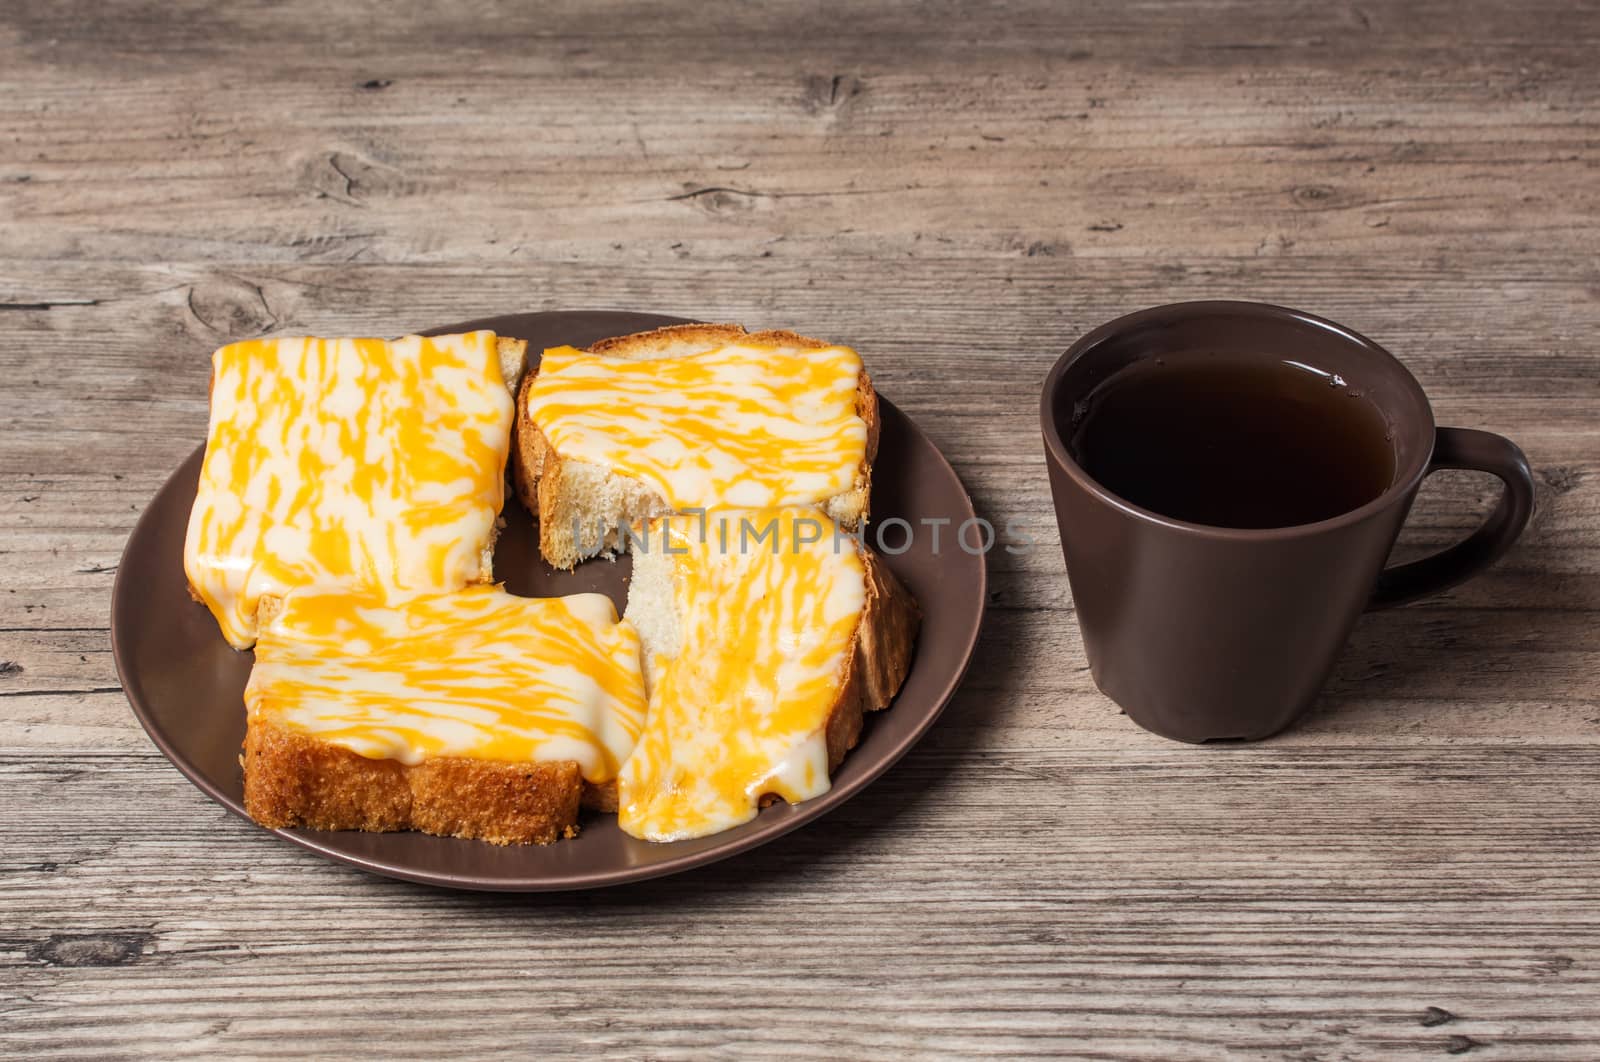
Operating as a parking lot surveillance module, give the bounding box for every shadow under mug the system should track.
[1040,301,1535,743]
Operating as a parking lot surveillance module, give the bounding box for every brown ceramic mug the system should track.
[1040,301,1535,743]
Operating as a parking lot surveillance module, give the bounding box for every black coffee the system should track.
[1070,353,1396,529]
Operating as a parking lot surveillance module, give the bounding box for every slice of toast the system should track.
[242,586,646,845]
[514,324,880,570]
[617,509,919,841]
[243,720,587,845]
[185,332,526,649]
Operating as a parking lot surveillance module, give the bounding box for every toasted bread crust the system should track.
[588,322,755,357]
[823,550,922,771]
[514,324,879,570]
[582,780,619,814]
[243,717,587,845]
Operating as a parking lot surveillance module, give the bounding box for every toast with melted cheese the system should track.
[188,324,921,848]
[515,324,878,570]
[617,509,919,841]
[243,586,647,845]
[184,332,527,649]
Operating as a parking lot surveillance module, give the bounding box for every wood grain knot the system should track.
[1540,465,1583,495]
[668,185,766,216]
[300,150,414,205]
[26,931,154,968]
[1004,235,1067,257]
[802,73,864,115]
[1291,184,1341,208]
[1535,953,1574,975]
[1420,1006,1455,1026]
[187,276,279,339]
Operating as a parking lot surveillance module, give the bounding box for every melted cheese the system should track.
[248,586,646,780]
[619,509,867,841]
[184,332,513,649]
[524,340,867,510]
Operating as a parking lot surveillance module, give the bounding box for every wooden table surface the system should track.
[4,2,1598,1057]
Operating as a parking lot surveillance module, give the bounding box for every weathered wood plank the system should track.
[4,0,1599,269]
[4,746,1600,1059]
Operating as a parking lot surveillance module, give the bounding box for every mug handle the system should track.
[1370,427,1535,609]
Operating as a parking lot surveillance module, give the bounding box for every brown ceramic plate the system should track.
[113,311,985,892]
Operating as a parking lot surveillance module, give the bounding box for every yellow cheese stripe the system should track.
[248,586,647,782]
[619,509,867,841]
[524,340,867,510]
[184,332,513,649]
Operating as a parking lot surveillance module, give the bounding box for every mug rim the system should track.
[1040,300,1437,541]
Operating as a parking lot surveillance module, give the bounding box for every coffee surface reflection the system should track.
[1070,353,1396,529]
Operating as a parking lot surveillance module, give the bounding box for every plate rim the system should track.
[113,310,987,892]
